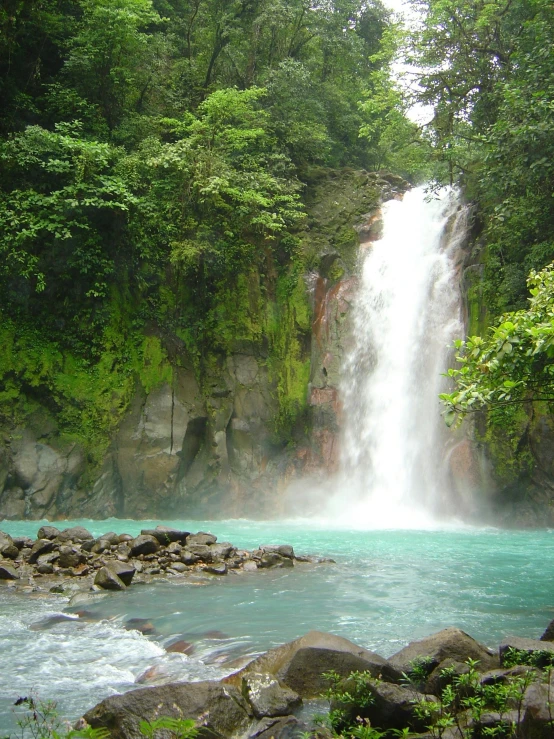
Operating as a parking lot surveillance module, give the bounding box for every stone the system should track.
[520,676,554,739]
[0,563,18,580]
[12,536,34,550]
[141,526,190,545]
[499,636,554,666]
[184,544,213,562]
[260,545,295,559]
[58,546,86,569]
[84,680,252,739]
[37,526,60,540]
[180,551,199,565]
[205,563,227,576]
[94,566,127,591]
[166,542,182,554]
[129,535,160,557]
[389,628,498,675]
[91,539,111,554]
[125,619,156,635]
[28,538,55,564]
[226,631,402,698]
[479,665,537,686]
[36,552,59,566]
[166,639,194,655]
[107,560,136,586]
[425,659,470,696]
[0,532,19,560]
[247,716,309,739]
[243,561,258,571]
[540,618,554,641]
[36,563,54,574]
[259,552,293,569]
[118,534,133,543]
[210,543,235,560]
[57,526,94,542]
[241,673,301,719]
[169,562,187,573]
[99,532,120,545]
[187,532,217,546]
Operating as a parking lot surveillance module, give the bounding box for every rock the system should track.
[247,716,309,739]
[30,614,77,630]
[0,563,18,580]
[94,566,127,591]
[37,552,58,566]
[425,659,470,695]
[180,551,199,565]
[108,560,136,586]
[211,543,236,559]
[520,676,554,739]
[243,561,258,571]
[91,539,112,554]
[166,639,194,655]
[57,526,94,542]
[29,538,55,564]
[187,532,217,546]
[184,544,213,563]
[12,536,34,550]
[332,678,437,733]
[129,535,160,557]
[125,619,156,635]
[118,534,133,543]
[540,618,554,641]
[58,546,86,569]
[0,532,19,560]
[499,636,554,666]
[37,526,60,540]
[141,526,190,545]
[81,539,96,552]
[258,553,293,569]
[205,563,227,576]
[166,542,182,555]
[226,631,402,698]
[389,628,498,675]
[67,591,109,607]
[479,665,537,685]
[260,545,295,559]
[169,562,187,573]
[84,680,252,739]
[99,532,120,545]
[241,673,301,719]
[36,563,54,574]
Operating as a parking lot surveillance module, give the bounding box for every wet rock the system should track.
[259,552,293,569]
[389,628,498,675]
[211,543,236,559]
[94,566,127,591]
[166,639,194,654]
[425,659,470,695]
[259,545,294,559]
[58,546,86,569]
[169,562,187,573]
[241,673,302,719]
[37,526,60,540]
[12,536,34,550]
[184,544,213,563]
[129,535,160,557]
[107,560,135,586]
[180,551,199,565]
[57,526,94,542]
[243,561,258,572]
[226,631,402,698]
[0,532,19,560]
[85,680,252,739]
[499,636,554,666]
[29,538,55,564]
[187,532,217,546]
[126,618,156,635]
[30,614,77,630]
[67,591,109,607]
[205,563,227,576]
[36,563,54,574]
[118,534,133,543]
[141,526,190,545]
[0,563,18,580]
[520,675,554,738]
[248,716,309,739]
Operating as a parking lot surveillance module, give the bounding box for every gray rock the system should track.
[499,636,554,666]
[108,560,136,586]
[425,659,470,695]
[91,539,111,554]
[141,526,190,545]
[205,563,227,576]
[389,628,498,675]
[37,526,60,540]
[187,532,217,546]
[259,553,293,569]
[241,673,301,719]
[57,526,94,542]
[0,563,18,580]
[185,544,213,562]
[248,716,308,739]
[0,532,19,560]
[520,676,554,738]
[12,536,34,550]
[226,631,402,698]
[84,680,252,739]
[99,532,120,545]
[118,534,133,543]
[169,562,187,573]
[58,546,86,569]
[129,535,160,557]
[479,665,537,685]
[180,551,199,565]
[29,538,55,564]
[166,542,182,555]
[211,543,236,559]
[540,618,554,641]
[36,563,54,574]
[94,566,127,591]
[260,545,295,559]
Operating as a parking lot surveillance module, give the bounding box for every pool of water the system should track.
[1,518,553,732]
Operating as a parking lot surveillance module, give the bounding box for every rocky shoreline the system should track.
[0,525,333,596]
[81,625,554,739]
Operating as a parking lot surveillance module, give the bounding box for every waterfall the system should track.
[326,186,468,527]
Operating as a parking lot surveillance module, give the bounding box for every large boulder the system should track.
[57,526,94,542]
[0,563,18,580]
[540,618,554,642]
[141,527,190,545]
[225,631,402,698]
[241,673,301,719]
[520,676,554,739]
[28,538,55,564]
[94,566,127,591]
[108,560,136,586]
[0,532,19,560]
[129,535,160,557]
[247,716,309,739]
[389,628,498,675]
[58,546,86,569]
[37,526,60,540]
[84,681,252,739]
[187,532,217,546]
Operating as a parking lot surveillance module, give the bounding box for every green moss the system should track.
[138,335,173,394]
[478,404,534,486]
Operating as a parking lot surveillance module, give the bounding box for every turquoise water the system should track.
[1,519,553,731]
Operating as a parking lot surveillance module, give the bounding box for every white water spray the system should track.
[326,186,468,528]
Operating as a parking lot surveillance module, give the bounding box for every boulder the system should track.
[520,677,554,739]
[58,546,86,569]
[129,535,160,557]
[205,563,227,576]
[118,534,133,543]
[211,543,236,560]
[28,538,55,564]
[84,680,252,739]
[185,544,213,562]
[181,551,199,565]
[0,532,19,560]
[99,532,120,545]
[499,636,554,666]
[37,526,60,540]
[57,526,94,542]
[91,539,111,554]
[259,545,295,560]
[37,563,54,574]
[425,659,470,696]
[225,631,402,697]
[12,536,34,550]
[258,553,293,569]
[141,526,190,545]
[94,566,127,591]
[187,532,217,546]
[389,628,498,675]
[332,678,437,733]
[108,560,136,586]
[540,618,554,642]
[0,563,18,580]
[241,673,301,719]
[248,716,309,739]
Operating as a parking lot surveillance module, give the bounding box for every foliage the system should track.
[9,695,110,739]
[139,717,198,739]
[502,647,554,669]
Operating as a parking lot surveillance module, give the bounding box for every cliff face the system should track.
[0,170,408,521]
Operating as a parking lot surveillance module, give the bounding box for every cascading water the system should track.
[326,186,468,527]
